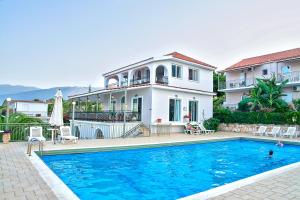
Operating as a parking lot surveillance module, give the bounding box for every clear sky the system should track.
[1,0,300,88]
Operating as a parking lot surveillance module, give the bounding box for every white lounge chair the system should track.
[265,126,281,137]
[60,126,78,143]
[281,127,297,138]
[253,126,267,136]
[28,126,46,142]
[199,123,215,134]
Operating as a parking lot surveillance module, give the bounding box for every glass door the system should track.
[132,97,142,120]
[189,100,198,122]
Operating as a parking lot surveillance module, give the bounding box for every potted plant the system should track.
[156,118,162,123]
[183,114,190,122]
[1,130,12,144]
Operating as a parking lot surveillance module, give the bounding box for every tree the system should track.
[239,74,288,112]
[213,72,225,111]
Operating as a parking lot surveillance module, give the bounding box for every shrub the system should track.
[237,98,251,112]
[203,118,220,131]
[214,111,300,125]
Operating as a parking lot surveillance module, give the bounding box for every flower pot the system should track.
[2,133,11,144]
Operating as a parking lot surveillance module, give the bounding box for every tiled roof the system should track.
[225,48,300,71]
[166,52,216,69]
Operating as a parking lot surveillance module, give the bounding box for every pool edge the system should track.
[27,151,80,200]
[30,136,300,200]
[180,161,300,200]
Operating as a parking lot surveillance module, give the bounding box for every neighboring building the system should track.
[69,52,216,138]
[219,48,300,109]
[6,100,48,117]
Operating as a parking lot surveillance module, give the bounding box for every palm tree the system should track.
[241,74,288,112]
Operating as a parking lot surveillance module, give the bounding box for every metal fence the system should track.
[73,111,141,122]
[0,123,69,142]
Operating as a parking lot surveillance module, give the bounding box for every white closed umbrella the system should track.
[49,89,64,126]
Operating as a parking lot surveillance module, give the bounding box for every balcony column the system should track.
[109,92,112,111]
[96,94,99,111]
[150,65,156,84]
[128,70,133,86]
[117,74,123,87]
[86,96,89,112]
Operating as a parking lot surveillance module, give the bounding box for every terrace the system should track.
[1,132,300,200]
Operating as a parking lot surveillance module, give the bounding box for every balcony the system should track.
[155,76,169,85]
[219,71,300,91]
[219,78,256,90]
[130,76,150,86]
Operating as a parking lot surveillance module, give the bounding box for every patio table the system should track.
[48,128,59,144]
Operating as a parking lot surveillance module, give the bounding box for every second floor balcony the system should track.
[219,71,300,91]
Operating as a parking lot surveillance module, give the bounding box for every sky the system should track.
[1,0,300,88]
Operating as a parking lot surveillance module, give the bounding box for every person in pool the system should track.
[268,150,274,158]
[276,141,284,147]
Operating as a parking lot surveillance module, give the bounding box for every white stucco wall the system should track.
[151,88,213,124]
[11,102,48,117]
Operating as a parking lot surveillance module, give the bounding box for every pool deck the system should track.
[1,132,300,200]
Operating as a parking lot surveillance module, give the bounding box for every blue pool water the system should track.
[42,139,300,200]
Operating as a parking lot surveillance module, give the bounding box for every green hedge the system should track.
[203,118,220,131]
[214,109,300,125]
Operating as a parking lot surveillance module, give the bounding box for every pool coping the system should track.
[28,136,300,200]
[28,152,80,200]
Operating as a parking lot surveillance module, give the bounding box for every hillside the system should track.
[0,86,99,104]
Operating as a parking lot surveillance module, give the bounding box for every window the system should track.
[169,99,181,121]
[188,68,199,81]
[262,69,268,76]
[189,100,198,121]
[171,64,182,78]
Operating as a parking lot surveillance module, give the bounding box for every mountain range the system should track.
[0,84,99,104]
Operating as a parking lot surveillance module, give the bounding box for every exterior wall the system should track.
[224,91,245,106]
[151,88,213,125]
[71,120,139,139]
[11,102,48,117]
[151,60,213,92]
[219,123,300,133]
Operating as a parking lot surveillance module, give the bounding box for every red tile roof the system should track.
[225,48,300,71]
[166,52,216,69]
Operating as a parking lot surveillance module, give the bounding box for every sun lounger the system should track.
[198,123,215,134]
[281,127,296,138]
[28,126,46,142]
[253,126,267,136]
[265,126,281,137]
[60,126,78,143]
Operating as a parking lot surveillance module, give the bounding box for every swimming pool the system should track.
[42,139,300,200]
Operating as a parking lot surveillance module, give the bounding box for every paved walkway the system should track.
[210,168,300,200]
[0,132,300,200]
[0,142,57,200]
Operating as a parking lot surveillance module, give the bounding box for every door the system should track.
[132,97,142,121]
[189,100,198,122]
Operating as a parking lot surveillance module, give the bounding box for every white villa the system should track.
[219,48,300,109]
[6,99,48,118]
[69,52,216,139]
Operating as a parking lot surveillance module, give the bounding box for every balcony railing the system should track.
[156,76,169,85]
[72,111,141,122]
[277,71,300,83]
[130,77,150,86]
[219,71,300,90]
